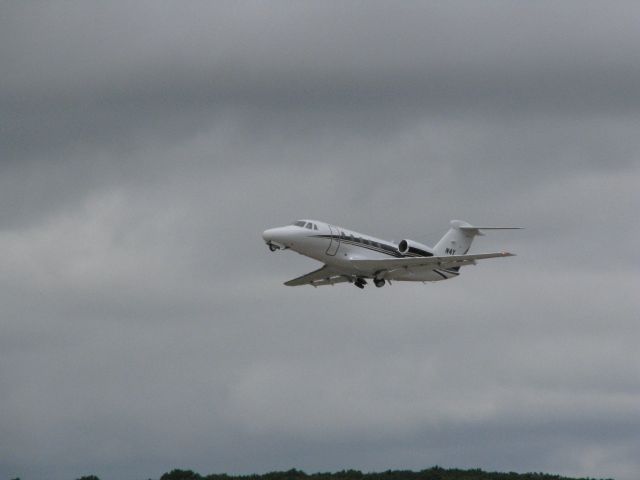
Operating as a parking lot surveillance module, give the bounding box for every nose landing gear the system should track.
[374,278,386,288]
[267,242,282,252]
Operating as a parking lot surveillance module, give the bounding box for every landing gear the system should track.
[374,278,386,288]
[267,242,280,252]
[353,278,367,289]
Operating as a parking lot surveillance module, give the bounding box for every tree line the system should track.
[61,466,611,480]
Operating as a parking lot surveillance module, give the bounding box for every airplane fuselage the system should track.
[262,219,457,283]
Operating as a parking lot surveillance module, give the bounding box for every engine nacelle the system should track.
[397,239,434,257]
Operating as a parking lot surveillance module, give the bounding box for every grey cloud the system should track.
[4,1,640,165]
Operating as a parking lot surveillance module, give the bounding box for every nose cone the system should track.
[262,226,290,244]
[263,226,291,250]
[262,228,277,242]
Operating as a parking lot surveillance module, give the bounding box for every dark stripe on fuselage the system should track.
[311,234,405,258]
[311,234,443,267]
[335,238,404,257]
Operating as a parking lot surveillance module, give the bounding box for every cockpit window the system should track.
[293,220,306,227]
[305,222,313,229]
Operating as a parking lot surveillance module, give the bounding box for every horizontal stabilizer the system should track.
[460,226,523,230]
[458,226,523,236]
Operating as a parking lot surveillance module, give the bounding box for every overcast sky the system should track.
[1,2,639,480]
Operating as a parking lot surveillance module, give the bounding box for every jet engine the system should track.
[397,239,434,257]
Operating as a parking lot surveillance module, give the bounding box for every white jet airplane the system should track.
[262,220,520,288]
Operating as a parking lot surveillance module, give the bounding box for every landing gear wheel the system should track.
[268,243,278,252]
[353,278,367,289]
[374,278,386,288]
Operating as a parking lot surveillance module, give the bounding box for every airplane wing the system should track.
[284,265,351,287]
[350,252,515,272]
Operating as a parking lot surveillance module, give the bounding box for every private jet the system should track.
[262,220,520,288]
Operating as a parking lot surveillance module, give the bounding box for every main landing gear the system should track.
[353,278,367,289]
[353,278,386,289]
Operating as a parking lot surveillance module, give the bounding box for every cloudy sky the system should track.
[1,2,639,480]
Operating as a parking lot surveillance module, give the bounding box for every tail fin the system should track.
[433,220,522,256]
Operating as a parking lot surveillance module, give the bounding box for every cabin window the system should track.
[313,224,318,230]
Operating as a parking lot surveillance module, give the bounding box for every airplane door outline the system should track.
[325,225,340,256]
